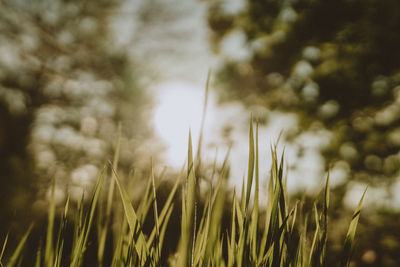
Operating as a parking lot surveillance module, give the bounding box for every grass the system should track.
[0,119,366,266]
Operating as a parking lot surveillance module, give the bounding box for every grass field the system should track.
[0,120,366,267]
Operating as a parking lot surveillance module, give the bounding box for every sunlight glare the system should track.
[152,81,205,166]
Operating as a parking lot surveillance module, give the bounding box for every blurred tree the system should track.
[208,1,400,264]
[0,0,157,230]
[208,0,400,188]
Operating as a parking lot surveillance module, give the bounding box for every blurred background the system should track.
[1,0,400,265]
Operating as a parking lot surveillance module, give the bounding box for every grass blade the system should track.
[110,163,149,265]
[245,116,255,209]
[70,166,106,267]
[0,233,8,265]
[35,242,41,267]
[45,179,56,267]
[150,161,161,264]
[98,123,121,263]
[158,204,174,257]
[340,187,367,267]
[195,69,211,171]
[227,190,237,267]
[249,122,259,262]
[177,130,197,267]
[7,224,33,267]
[204,164,227,265]
[147,170,181,247]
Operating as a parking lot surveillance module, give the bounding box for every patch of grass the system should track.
[0,120,366,266]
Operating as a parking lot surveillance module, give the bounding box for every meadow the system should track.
[0,120,365,267]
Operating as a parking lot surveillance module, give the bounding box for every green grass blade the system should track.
[258,169,275,262]
[45,179,56,267]
[236,233,245,267]
[54,197,69,267]
[234,192,244,235]
[106,122,121,218]
[300,209,309,267]
[291,201,299,232]
[98,123,121,263]
[111,217,129,267]
[35,243,41,267]
[240,176,246,214]
[203,165,227,265]
[0,233,8,264]
[323,172,330,227]
[319,172,331,266]
[137,173,154,225]
[82,166,106,249]
[250,122,259,262]
[277,150,287,225]
[261,245,274,265]
[71,166,106,267]
[7,224,33,267]
[193,190,211,266]
[158,204,174,257]
[340,187,367,267]
[286,201,300,266]
[195,69,211,171]
[147,169,181,247]
[177,130,197,267]
[151,161,161,264]
[110,163,149,265]
[235,196,245,267]
[309,203,320,266]
[266,173,281,250]
[245,116,255,209]
[227,190,237,267]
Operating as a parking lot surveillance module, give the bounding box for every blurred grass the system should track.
[0,120,366,266]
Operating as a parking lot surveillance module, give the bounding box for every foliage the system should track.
[0,121,366,266]
[0,0,155,231]
[207,0,400,186]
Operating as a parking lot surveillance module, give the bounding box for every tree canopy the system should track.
[0,0,155,230]
[208,0,400,187]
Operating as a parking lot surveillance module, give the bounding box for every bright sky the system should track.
[152,81,205,166]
